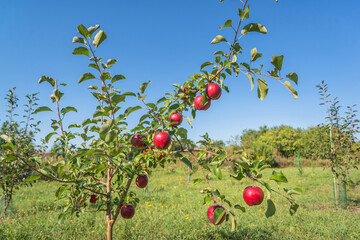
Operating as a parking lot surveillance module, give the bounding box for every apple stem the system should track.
[252,179,254,187]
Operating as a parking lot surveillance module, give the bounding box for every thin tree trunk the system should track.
[334,176,340,207]
[187,167,190,182]
[106,216,113,240]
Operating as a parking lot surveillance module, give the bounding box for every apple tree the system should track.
[1,0,301,239]
[316,81,359,208]
[0,88,41,216]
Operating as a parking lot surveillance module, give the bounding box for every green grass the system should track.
[0,166,359,240]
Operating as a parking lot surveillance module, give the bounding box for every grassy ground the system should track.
[0,166,359,240]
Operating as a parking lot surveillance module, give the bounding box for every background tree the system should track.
[0,88,40,216]
[317,80,360,208]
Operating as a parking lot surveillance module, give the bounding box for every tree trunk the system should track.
[187,167,190,182]
[106,217,113,240]
[333,176,340,207]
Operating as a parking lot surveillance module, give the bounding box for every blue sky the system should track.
[0,0,359,144]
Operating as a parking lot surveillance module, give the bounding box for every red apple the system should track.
[207,205,226,225]
[178,87,188,100]
[206,83,222,100]
[169,112,183,126]
[194,95,211,110]
[153,132,171,150]
[131,134,144,148]
[121,205,135,219]
[243,186,264,206]
[90,194,98,204]
[136,175,148,188]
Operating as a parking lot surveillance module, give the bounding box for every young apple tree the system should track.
[1,0,301,239]
[317,81,360,208]
[0,88,41,216]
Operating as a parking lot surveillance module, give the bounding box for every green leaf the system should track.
[251,48,263,62]
[168,103,180,114]
[286,72,298,84]
[193,178,202,184]
[284,188,303,195]
[104,131,117,144]
[265,199,276,218]
[283,81,298,99]
[77,24,89,38]
[242,72,254,90]
[234,204,245,212]
[213,165,222,180]
[270,171,288,183]
[111,95,126,105]
[45,132,57,143]
[78,73,96,83]
[257,78,268,100]
[72,46,89,56]
[34,106,52,114]
[99,119,113,140]
[180,157,192,169]
[93,30,107,48]
[61,106,77,116]
[204,195,212,205]
[124,106,142,116]
[211,35,228,44]
[241,23,267,35]
[122,92,136,97]
[185,116,192,127]
[271,55,284,71]
[38,76,55,87]
[25,174,41,182]
[200,61,214,70]
[0,134,10,143]
[68,124,81,128]
[50,89,64,103]
[238,6,250,19]
[229,213,236,232]
[1,142,15,151]
[214,207,226,225]
[263,181,272,193]
[140,81,151,94]
[292,188,303,194]
[289,203,299,215]
[112,74,126,83]
[88,25,100,36]
[219,19,232,30]
[72,36,86,44]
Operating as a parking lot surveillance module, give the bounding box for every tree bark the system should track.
[106,216,113,240]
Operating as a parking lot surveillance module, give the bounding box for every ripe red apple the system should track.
[207,205,226,225]
[169,112,183,126]
[136,175,148,188]
[90,194,98,204]
[178,87,188,100]
[206,83,222,100]
[121,205,135,219]
[153,132,171,150]
[194,95,211,110]
[243,186,264,206]
[131,134,144,148]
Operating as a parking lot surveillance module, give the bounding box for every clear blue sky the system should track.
[1,0,359,144]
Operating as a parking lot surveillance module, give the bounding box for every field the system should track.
[0,166,359,240]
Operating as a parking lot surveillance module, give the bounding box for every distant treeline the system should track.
[226,125,360,167]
